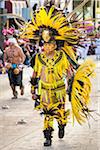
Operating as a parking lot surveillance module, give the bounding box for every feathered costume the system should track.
[19,5,96,146]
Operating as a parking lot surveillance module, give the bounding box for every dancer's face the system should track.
[43,43,57,54]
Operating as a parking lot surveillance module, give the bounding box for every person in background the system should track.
[0,48,4,74]
[0,47,3,63]
[95,35,100,60]
[4,38,25,99]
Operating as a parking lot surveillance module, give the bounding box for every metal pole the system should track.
[93,0,96,28]
[83,5,85,26]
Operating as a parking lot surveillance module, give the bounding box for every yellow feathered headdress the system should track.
[19,5,79,68]
[19,6,79,47]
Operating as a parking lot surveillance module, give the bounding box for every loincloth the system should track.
[39,80,66,104]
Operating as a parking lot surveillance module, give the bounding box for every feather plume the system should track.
[71,59,96,124]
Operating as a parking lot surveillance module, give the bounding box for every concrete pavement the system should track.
[0,56,100,150]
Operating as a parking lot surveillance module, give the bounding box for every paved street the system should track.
[0,56,100,150]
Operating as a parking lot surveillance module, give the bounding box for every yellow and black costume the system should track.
[19,5,96,146]
[34,50,70,125]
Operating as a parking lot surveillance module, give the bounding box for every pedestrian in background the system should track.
[4,38,25,99]
[95,35,100,60]
[0,48,4,74]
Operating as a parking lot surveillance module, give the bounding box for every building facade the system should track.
[73,0,100,29]
[5,0,27,17]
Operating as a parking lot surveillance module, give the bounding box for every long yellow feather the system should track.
[71,59,96,124]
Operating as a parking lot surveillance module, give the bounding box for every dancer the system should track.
[19,5,95,146]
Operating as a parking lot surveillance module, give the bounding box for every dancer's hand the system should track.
[31,87,35,94]
[32,94,38,100]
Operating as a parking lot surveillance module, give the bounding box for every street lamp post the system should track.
[83,5,85,27]
[93,0,96,28]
